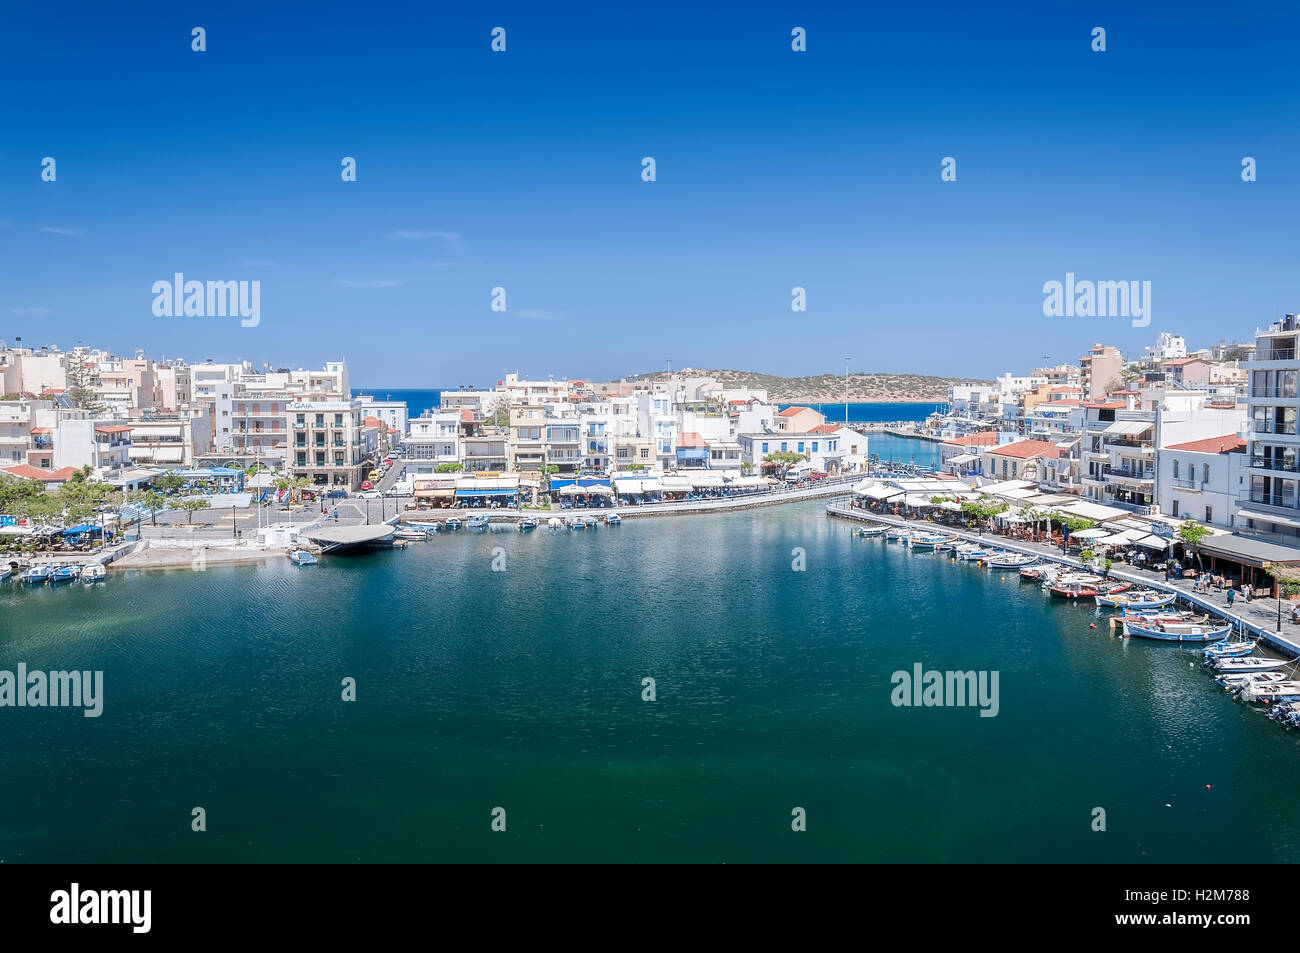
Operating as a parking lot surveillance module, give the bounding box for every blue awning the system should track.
[676,448,709,460]
[454,489,518,498]
[61,524,102,535]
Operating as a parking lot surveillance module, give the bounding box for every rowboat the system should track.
[394,528,429,540]
[466,514,490,530]
[1209,656,1294,674]
[884,529,910,543]
[1202,639,1257,660]
[985,553,1038,569]
[1122,619,1234,642]
[0,565,11,582]
[1095,590,1176,609]
[1216,671,1288,691]
[288,549,318,565]
[80,563,106,581]
[855,525,887,538]
[1019,565,1055,582]
[444,517,462,531]
[518,517,540,531]
[956,548,995,562]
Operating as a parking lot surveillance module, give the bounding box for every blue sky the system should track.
[3,1,1299,387]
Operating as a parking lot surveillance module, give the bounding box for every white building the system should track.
[1156,434,1246,529]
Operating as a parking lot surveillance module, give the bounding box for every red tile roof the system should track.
[778,406,809,417]
[460,409,474,421]
[677,431,708,448]
[1165,434,1246,454]
[2,464,77,482]
[1083,401,1127,410]
[986,439,1060,459]
[30,427,51,434]
[1050,386,1081,393]
[806,424,842,434]
[942,432,998,447]
[362,416,383,428]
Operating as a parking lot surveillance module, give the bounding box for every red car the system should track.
[809,471,828,482]
[360,480,373,490]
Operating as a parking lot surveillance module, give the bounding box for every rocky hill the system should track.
[632,369,990,403]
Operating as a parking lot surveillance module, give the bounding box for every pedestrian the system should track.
[1227,586,1235,607]
[333,506,339,522]
[1243,583,1251,603]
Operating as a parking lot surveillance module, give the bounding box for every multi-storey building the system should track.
[126,415,212,468]
[405,412,461,475]
[229,396,290,466]
[1240,314,1300,543]
[286,399,367,488]
[1079,344,1124,401]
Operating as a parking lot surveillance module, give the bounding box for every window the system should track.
[1172,500,1179,517]
[781,443,788,452]
[639,448,649,459]
[1173,460,1179,479]
[812,442,819,452]
[1203,463,1210,483]
[1205,506,1213,524]
[797,443,804,453]
[761,442,768,453]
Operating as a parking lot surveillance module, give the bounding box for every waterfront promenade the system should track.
[825,498,1300,659]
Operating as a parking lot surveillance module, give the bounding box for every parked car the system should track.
[325,488,349,499]
[357,490,382,500]
[360,480,374,490]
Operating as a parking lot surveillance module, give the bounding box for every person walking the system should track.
[333,506,339,522]
[1227,586,1236,607]
[1243,583,1251,603]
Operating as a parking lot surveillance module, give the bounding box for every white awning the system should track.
[1069,528,1109,540]
[660,476,691,491]
[1055,500,1131,521]
[1133,534,1169,549]
[947,453,980,465]
[903,494,935,508]
[688,473,725,488]
[859,484,904,501]
[1102,420,1153,436]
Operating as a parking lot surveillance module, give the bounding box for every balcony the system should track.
[1101,466,1154,485]
[1251,347,1298,363]
[1170,477,1207,491]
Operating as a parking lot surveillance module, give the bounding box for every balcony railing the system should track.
[1170,477,1207,490]
[1248,386,1300,398]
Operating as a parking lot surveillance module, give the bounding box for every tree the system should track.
[177,497,208,525]
[64,350,105,413]
[763,450,806,480]
[142,489,167,526]
[539,464,559,489]
[1177,520,1210,570]
[434,462,463,473]
[156,472,186,494]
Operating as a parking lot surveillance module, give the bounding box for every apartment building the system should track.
[405,412,461,475]
[286,399,367,488]
[126,415,212,468]
[229,395,290,466]
[1239,315,1300,543]
[1079,344,1124,401]
[1156,434,1245,529]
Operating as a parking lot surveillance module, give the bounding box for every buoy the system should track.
[1205,784,1212,790]
[1089,623,1096,629]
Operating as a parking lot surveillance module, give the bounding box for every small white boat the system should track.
[1122,619,1233,642]
[0,565,11,582]
[1215,671,1288,691]
[1096,590,1176,609]
[288,549,318,566]
[80,563,106,582]
[1202,639,1257,659]
[1238,680,1300,704]
[444,517,462,531]
[985,553,1038,569]
[908,534,948,552]
[604,513,622,526]
[466,514,489,530]
[518,517,540,531]
[21,564,54,584]
[884,529,910,543]
[1211,656,1294,673]
[394,528,429,540]
[855,525,887,538]
[547,517,564,530]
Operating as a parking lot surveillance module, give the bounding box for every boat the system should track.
[956,548,995,562]
[547,517,564,530]
[1202,639,1257,660]
[80,563,106,582]
[1019,565,1056,582]
[1268,700,1300,724]
[49,564,81,583]
[1209,656,1295,674]
[908,534,948,552]
[1049,579,1104,599]
[1238,680,1300,704]
[288,549,318,565]
[985,553,1038,569]
[466,514,489,530]
[567,516,586,531]
[1215,671,1288,691]
[0,565,11,582]
[394,527,430,540]
[444,517,461,531]
[21,564,54,584]
[604,513,622,526]
[518,517,540,531]
[854,525,887,538]
[1122,619,1235,642]
[1095,590,1176,609]
[884,529,910,543]
[582,516,599,529]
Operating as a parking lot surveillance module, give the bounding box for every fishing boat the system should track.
[1238,680,1300,704]
[956,548,995,562]
[547,517,564,530]
[80,563,106,582]
[854,525,886,538]
[566,516,585,531]
[985,553,1038,570]
[21,564,54,584]
[1096,590,1176,609]
[884,529,910,543]
[582,516,599,529]
[1019,565,1055,582]
[466,514,490,530]
[288,549,318,565]
[444,517,462,531]
[1209,656,1295,674]
[908,534,948,552]
[518,517,540,531]
[0,565,11,582]
[1122,619,1234,642]
[1216,671,1288,691]
[604,513,622,525]
[49,564,81,583]
[1268,700,1300,724]
[394,528,429,541]
[1202,639,1257,660]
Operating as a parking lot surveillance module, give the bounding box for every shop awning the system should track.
[1133,535,1169,550]
[454,488,518,498]
[660,476,691,492]
[903,494,935,508]
[1102,421,1153,436]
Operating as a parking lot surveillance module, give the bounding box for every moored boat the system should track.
[21,564,54,584]
[1238,680,1300,704]
[49,564,81,583]
[604,513,622,525]
[908,534,948,552]
[1095,590,1176,609]
[985,553,1038,569]
[466,514,490,530]
[0,564,11,582]
[855,525,887,538]
[394,528,430,540]
[1202,639,1257,660]
[1122,619,1234,642]
[518,517,540,531]
[1216,671,1288,691]
[288,549,318,565]
[80,563,106,581]
[1210,655,1294,674]
[444,517,461,531]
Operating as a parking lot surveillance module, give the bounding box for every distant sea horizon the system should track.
[355,388,941,425]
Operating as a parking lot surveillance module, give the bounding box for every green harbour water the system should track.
[3,500,1300,863]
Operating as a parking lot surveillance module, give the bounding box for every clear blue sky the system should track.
[3,1,1299,387]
